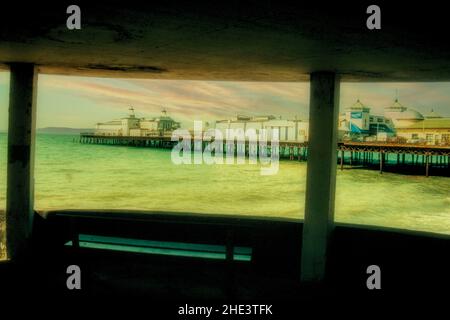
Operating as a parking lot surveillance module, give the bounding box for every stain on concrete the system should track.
[82,64,167,73]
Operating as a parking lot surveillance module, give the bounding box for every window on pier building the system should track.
[443,134,450,144]
[35,75,310,220]
[335,82,450,235]
[0,71,9,260]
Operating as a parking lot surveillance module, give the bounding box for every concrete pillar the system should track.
[301,72,340,282]
[6,63,38,261]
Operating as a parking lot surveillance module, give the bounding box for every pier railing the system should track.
[78,133,450,176]
[79,133,450,150]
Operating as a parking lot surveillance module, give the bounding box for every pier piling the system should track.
[78,132,450,177]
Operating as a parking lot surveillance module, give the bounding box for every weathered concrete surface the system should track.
[0,2,450,81]
[301,72,339,282]
[6,64,37,261]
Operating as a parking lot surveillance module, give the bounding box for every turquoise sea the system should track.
[0,133,449,235]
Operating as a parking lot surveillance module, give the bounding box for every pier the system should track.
[79,133,450,177]
[338,141,450,176]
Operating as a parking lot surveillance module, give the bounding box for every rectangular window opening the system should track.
[35,75,310,221]
[65,234,252,262]
[336,82,450,235]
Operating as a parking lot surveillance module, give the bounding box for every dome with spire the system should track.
[347,99,370,112]
[385,98,407,112]
[425,109,442,119]
[385,98,424,121]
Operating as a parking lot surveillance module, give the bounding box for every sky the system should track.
[0,71,449,130]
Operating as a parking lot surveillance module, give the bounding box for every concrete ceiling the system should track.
[1,1,450,82]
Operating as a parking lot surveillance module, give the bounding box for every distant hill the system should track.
[37,127,94,135]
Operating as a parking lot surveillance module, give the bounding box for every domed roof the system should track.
[396,110,424,120]
[385,98,406,111]
[385,99,424,120]
[347,99,370,111]
[352,99,365,108]
[425,109,442,119]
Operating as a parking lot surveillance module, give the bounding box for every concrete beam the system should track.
[301,72,339,282]
[2,4,450,82]
[6,63,38,261]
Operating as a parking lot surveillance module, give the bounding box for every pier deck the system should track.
[79,133,450,176]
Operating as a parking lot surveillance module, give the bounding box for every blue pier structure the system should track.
[339,99,396,140]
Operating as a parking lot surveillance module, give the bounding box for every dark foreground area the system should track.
[0,210,448,309]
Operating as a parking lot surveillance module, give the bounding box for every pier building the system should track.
[338,99,395,141]
[95,107,180,137]
[384,98,425,129]
[338,98,450,144]
[385,101,450,144]
[214,115,310,142]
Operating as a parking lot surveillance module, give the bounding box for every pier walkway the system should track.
[79,133,450,176]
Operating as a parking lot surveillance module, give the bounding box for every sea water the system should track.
[0,133,449,235]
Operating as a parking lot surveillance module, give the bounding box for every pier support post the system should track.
[6,63,38,261]
[301,72,339,282]
[379,151,383,174]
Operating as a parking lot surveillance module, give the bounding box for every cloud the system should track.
[38,75,311,126]
[35,75,450,129]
